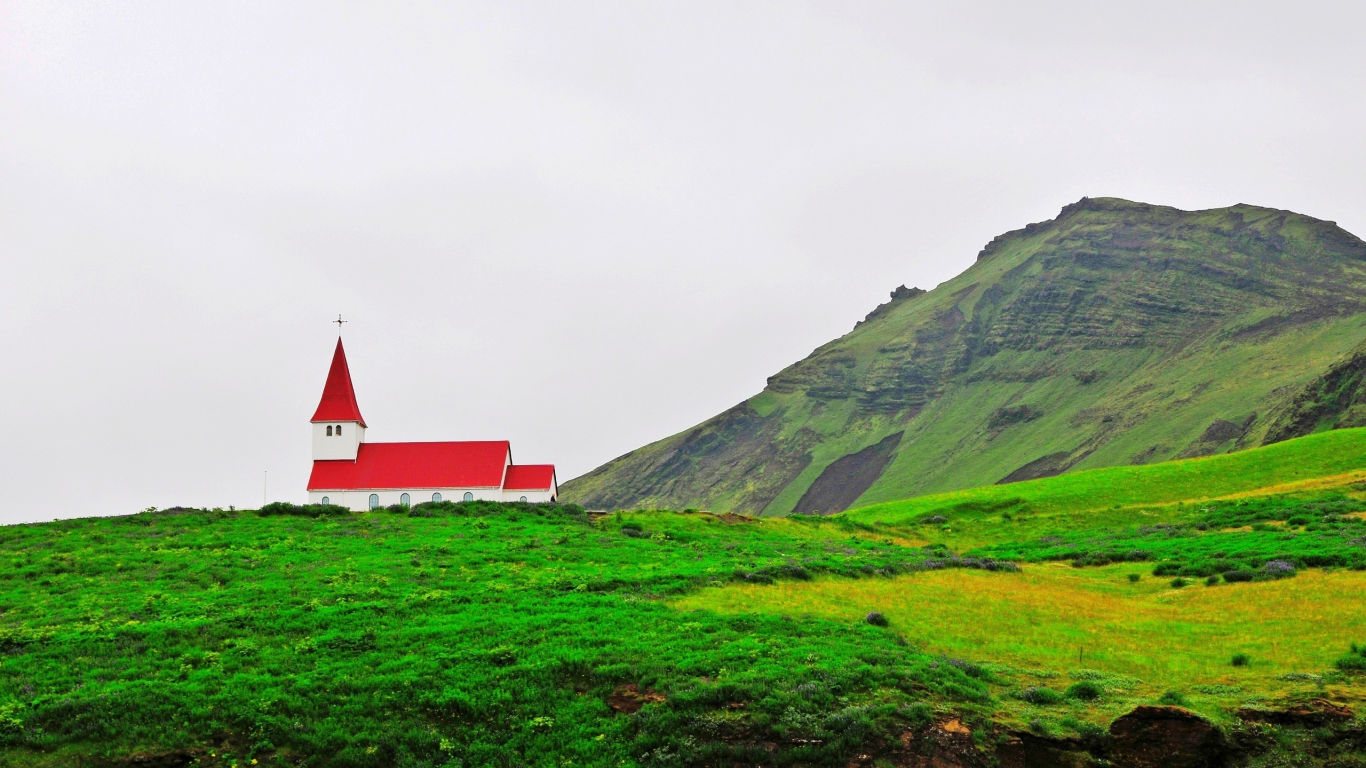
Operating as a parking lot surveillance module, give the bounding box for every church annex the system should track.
[306,338,557,510]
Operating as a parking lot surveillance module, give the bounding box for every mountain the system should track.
[563,197,1366,515]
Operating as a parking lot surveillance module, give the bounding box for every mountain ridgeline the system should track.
[563,198,1366,515]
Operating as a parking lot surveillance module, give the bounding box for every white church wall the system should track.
[309,487,505,511]
[311,421,365,461]
[501,489,556,503]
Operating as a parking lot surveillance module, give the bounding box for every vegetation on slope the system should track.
[0,501,1004,767]
[564,197,1366,515]
[9,435,1366,765]
[677,565,1366,724]
[970,493,1366,577]
[844,427,1366,532]
[679,485,1366,752]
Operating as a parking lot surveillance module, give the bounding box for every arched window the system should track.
[326,425,333,436]
[368,494,379,510]
[432,492,442,502]
[463,492,474,502]
[335,424,342,436]
[400,493,411,506]
[519,496,528,503]
[321,496,330,505]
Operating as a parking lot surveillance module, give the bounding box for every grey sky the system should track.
[2,1,1364,523]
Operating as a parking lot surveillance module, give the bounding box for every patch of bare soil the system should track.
[997,452,1072,484]
[105,752,198,767]
[707,512,759,524]
[607,683,666,714]
[791,432,903,515]
[1238,699,1354,726]
[841,717,993,768]
[1177,415,1257,459]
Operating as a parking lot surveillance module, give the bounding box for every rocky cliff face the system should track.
[564,198,1366,514]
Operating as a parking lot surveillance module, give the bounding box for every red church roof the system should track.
[308,441,511,490]
[503,464,557,491]
[311,338,367,427]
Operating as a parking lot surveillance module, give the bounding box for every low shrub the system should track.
[1065,681,1102,701]
[1060,716,1106,739]
[1223,570,1254,583]
[1261,560,1297,579]
[1335,643,1366,671]
[946,657,988,679]
[1127,573,1141,582]
[1336,654,1366,672]
[1205,575,1220,586]
[1170,577,1188,588]
[1020,686,1064,705]
[256,501,349,518]
[1158,690,1187,706]
[899,702,934,726]
[1231,653,1250,667]
[865,611,889,627]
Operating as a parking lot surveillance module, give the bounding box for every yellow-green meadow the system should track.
[674,564,1366,720]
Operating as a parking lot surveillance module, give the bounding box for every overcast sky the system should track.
[2,1,1364,523]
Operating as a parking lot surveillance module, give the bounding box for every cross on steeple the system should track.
[333,314,347,333]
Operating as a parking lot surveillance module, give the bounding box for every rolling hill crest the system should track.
[563,197,1366,515]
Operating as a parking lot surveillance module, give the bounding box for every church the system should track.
[305,338,558,510]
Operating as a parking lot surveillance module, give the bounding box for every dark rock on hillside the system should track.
[997,731,1097,768]
[998,451,1072,484]
[1177,414,1257,459]
[564,198,1366,514]
[1237,699,1354,726]
[1107,706,1228,768]
[856,284,926,329]
[989,404,1044,432]
[1266,337,1366,444]
[791,432,903,514]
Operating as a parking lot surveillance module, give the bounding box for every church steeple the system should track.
[312,338,367,427]
[311,338,367,461]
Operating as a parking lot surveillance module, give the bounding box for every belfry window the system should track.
[463,492,474,502]
[326,425,333,436]
[335,424,342,436]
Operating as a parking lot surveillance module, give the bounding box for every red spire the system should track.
[311,338,367,426]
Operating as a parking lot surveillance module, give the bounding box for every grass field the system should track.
[0,502,998,768]
[674,565,1366,725]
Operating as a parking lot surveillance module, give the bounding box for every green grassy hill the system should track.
[5,434,1366,765]
[846,426,1366,534]
[564,197,1366,515]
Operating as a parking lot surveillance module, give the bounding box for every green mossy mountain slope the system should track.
[564,197,1366,515]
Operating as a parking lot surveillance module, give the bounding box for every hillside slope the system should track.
[844,427,1366,546]
[564,197,1366,515]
